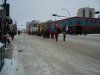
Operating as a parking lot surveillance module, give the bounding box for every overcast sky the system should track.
[0,0,100,29]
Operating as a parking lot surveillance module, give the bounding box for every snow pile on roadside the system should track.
[0,59,16,75]
[0,45,24,75]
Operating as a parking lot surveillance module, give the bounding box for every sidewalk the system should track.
[5,43,14,59]
[0,38,24,75]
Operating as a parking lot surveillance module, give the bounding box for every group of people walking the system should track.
[27,26,67,42]
[41,27,67,42]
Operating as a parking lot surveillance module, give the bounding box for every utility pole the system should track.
[52,14,57,27]
[3,0,7,33]
[0,0,7,70]
[62,8,70,18]
[1,0,7,45]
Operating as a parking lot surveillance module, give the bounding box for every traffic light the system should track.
[52,14,57,16]
[95,11,100,14]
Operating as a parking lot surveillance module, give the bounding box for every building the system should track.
[98,13,100,18]
[77,7,95,18]
[49,16,100,34]
[26,22,31,33]
[0,3,10,71]
[26,20,39,35]
[37,21,50,32]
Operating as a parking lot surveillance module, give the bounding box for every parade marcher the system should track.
[18,30,21,35]
[62,26,68,41]
[50,27,55,39]
[55,26,60,41]
[46,28,50,38]
[51,32,54,39]
[43,30,46,39]
[55,30,59,41]
[63,31,66,41]
[28,30,30,35]
[10,32,15,40]
[42,29,46,39]
[9,23,16,40]
[83,26,87,36]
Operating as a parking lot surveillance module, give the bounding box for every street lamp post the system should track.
[52,14,57,27]
[62,8,70,18]
[62,8,71,27]
[57,15,67,19]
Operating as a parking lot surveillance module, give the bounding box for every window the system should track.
[77,21,81,26]
[83,9,85,17]
[94,20,97,23]
[89,11,92,18]
[85,20,88,23]
[90,20,93,23]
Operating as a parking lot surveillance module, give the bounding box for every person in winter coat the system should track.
[55,31,59,41]
[18,30,21,35]
[63,31,66,41]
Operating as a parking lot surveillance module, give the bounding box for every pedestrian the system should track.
[83,26,87,36]
[51,32,54,39]
[63,31,66,41]
[10,33,15,40]
[18,30,21,35]
[5,32,11,44]
[43,30,46,39]
[28,30,30,35]
[55,31,59,41]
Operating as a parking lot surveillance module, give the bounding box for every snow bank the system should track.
[0,45,24,75]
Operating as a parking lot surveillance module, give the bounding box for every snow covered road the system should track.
[1,33,100,75]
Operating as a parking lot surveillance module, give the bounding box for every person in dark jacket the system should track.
[63,31,66,41]
[55,31,59,41]
[18,30,21,35]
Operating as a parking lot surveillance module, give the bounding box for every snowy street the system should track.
[1,33,100,75]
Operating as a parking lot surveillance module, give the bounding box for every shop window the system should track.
[77,21,81,26]
[83,9,85,17]
[89,11,93,18]
[94,20,97,23]
[90,20,93,23]
[85,20,88,23]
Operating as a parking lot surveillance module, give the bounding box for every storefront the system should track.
[50,17,100,34]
